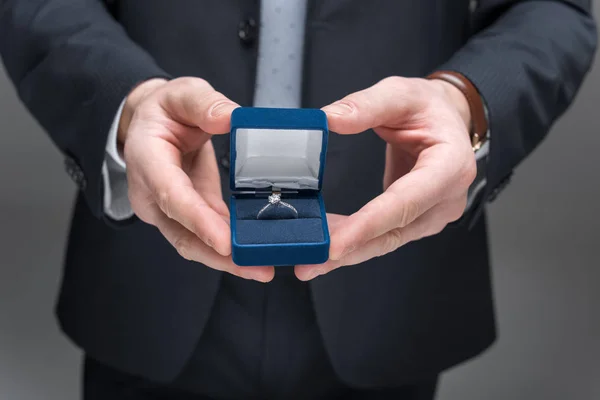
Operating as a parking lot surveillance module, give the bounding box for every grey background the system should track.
[1,19,599,400]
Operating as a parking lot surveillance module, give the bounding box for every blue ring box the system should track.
[230,107,330,266]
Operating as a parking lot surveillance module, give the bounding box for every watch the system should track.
[427,71,489,152]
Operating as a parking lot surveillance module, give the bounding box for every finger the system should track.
[187,141,230,218]
[325,213,348,230]
[296,201,453,280]
[134,136,232,256]
[328,145,457,260]
[295,260,341,282]
[333,201,454,268]
[322,77,424,134]
[161,78,239,134]
[154,210,274,282]
[292,214,348,281]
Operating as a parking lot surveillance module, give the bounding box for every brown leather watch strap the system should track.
[427,71,488,151]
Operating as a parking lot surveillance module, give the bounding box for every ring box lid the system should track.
[230,107,328,193]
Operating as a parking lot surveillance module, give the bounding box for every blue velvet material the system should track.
[231,194,329,266]
[236,219,324,244]
[229,108,330,266]
[235,194,324,244]
[235,197,321,220]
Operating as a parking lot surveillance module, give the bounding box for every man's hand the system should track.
[295,76,476,281]
[121,77,274,282]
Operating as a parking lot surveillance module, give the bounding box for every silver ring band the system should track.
[256,192,299,220]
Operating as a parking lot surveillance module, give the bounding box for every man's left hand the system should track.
[295,76,477,281]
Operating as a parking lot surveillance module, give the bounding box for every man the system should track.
[0,0,596,399]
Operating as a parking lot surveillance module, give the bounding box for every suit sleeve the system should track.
[437,0,596,213]
[0,0,170,218]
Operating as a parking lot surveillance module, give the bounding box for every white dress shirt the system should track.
[102,0,487,221]
[102,99,130,220]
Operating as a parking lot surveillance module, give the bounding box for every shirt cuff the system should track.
[464,99,491,212]
[465,140,489,210]
[102,99,134,221]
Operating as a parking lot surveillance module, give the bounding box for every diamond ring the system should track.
[256,191,299,220]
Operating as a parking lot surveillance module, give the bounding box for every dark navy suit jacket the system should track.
[0,0,596,387]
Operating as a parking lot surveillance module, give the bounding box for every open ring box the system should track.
[230,107,330,266]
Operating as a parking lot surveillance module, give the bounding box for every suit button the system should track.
[64,156,87,190]
[220,152,230,170]
[238,18,258,45]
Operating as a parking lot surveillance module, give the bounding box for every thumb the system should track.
[321,77,423,134]
[161,77,239,134]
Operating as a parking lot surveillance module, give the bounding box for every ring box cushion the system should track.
[234,196,321,220]
[233,195,324,244]
[229,108,330,266]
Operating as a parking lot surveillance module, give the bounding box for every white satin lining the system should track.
[234,128,323,190]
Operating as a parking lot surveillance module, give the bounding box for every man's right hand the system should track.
[119,77,275,282]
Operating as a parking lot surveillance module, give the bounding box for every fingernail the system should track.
[239,271,258,281]
[210,101,235,117]
[206,238,214,248]
[240,267,273,283]
[323,102,354,116]
[253,273,273,283]
[308,269,325,280]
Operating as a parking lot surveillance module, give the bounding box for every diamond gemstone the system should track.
[268,193,281,204]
